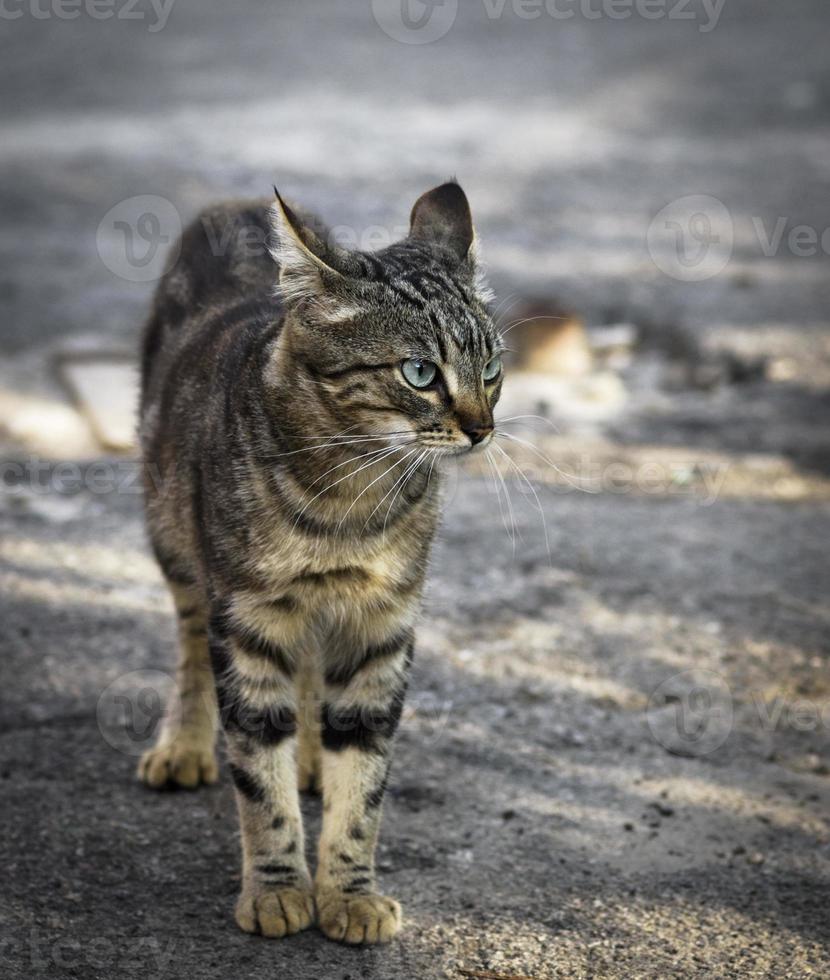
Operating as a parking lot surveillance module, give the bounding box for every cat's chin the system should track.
[420,442,479,457]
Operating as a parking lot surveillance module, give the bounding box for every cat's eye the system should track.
[401,357,438,389]
[483,355,502,383]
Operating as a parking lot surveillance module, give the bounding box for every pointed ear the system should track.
[269,189,346,307]
[409,181,475,263]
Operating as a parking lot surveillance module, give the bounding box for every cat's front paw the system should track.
[316,889,401,944]
[138,739,218,789]
[235,885,314,939]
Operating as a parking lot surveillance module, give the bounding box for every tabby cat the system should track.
[138,181,503,944]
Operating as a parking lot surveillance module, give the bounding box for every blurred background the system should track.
[1,1,829,977]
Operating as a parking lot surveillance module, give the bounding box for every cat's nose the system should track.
[461,422,493,446]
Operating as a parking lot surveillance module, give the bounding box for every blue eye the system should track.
[401,357,437,389]
[483,355,502,382]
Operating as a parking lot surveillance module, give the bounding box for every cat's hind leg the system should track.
[138,581,219,789]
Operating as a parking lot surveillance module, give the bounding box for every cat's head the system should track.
[269,182,503,455]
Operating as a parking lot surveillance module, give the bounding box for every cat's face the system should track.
[272,183,503,455]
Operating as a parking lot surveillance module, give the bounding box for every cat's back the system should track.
[139,199,280,420]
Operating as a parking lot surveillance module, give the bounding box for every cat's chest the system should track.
[250,524,419,602]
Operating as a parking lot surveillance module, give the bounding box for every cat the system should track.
[137,181,504,944]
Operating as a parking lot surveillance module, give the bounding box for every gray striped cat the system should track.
[138,182,503,944]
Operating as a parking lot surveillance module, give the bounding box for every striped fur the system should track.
[137,182,503,945]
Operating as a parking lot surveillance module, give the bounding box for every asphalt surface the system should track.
[2,471,829,978]
[1,1,829,977]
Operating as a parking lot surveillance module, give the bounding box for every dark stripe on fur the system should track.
[320,685,407,753]
[342,877,372,894]
[233,628,294,677]
[151,542,196,586]
[365,769,390,810]
[324,630,413,687]
[291,566,370,588]
[267,595,298,613]
[223,701,297,746]
[310,360,401,382]
[229,764,267,803]
[256,863,297,875]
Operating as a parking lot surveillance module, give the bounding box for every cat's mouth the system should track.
[417,436,491,456]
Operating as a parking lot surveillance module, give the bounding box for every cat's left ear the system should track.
[409,181,476,264]
[409,181,493,301]
[269,189,351,308]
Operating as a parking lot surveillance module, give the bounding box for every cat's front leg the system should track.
[315,621,414,944]
[209,599,314,938]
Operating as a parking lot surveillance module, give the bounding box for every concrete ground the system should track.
[2,474,829,978]
[1,1,829,978]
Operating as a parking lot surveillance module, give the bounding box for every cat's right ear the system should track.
[269,189,347,308]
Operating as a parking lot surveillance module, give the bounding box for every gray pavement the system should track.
[2,473,830,977]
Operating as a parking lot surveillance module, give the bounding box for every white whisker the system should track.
[335,448,419,531]
[499,313,570,339]
[491,440,552,565]
[363,448,425,533]
[269,433,413,459]
[487,445,519,554]
[496,414,561,435]
[303,443,413,493]
[381,449,430,541]
[292,444,407,530]
[485,448,512,544]
[425,450,439,493]
[297,428,414,441]
[496,431,596,493]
